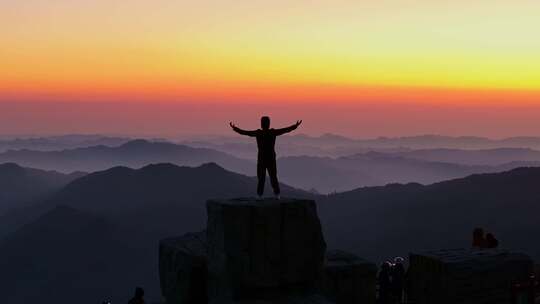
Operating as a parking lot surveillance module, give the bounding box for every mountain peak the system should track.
[0,162,24,171]
[121,139,152,147]
[198,162,225,170]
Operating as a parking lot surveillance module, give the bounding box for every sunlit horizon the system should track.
[2,1,540,136]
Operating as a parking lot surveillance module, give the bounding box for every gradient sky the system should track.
[1,1,540,137]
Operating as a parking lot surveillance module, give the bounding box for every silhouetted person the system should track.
[379,261,393,304]
[391,257,406,303]
[128,287,145,304]
[230,117,302,198]
[472,227,487,249]
[486,233,499,249]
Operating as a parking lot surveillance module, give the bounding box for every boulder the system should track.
[159,231,208,304]
[408,248,534,304]
[206,198,327,300]
[321,250,377,304]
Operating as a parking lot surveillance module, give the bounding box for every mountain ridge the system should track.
[0,139,254,174]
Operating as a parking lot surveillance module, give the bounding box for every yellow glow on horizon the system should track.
[1,0,540,103]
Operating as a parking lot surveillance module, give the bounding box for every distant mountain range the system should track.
[0,139,254,174]
[3,139,540,193]
[1,163,540,303]
[278,151,540,193]
[389,147,540,166]
[0,163,84,215]
[0,134,132,152]
[184,134,540,157]
[356,135,540,150]
[5,133,540,157]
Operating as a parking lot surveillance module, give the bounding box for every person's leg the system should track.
[267,158,280,196]
[257,160,266,197]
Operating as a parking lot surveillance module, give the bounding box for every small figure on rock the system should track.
[391,257,406,303]
[128,287,145,304]
[472,227,487,249]
[230,116,302,199]
[379,261,393,304]
[486,233,499,249]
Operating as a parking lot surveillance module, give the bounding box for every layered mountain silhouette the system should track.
[2,163,540,303]
[390,147,540,166]
[0,163,309,304]
[276,152,540,193]
[186,134,540,157]
[0,139,254,174]
[0,134,131,152]
[4,139,540,194]
[0,163,84,215]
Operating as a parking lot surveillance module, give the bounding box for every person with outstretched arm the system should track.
[230,116,302,199]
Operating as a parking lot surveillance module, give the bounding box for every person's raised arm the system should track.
[274,120,302,136]
[229,122,257,137]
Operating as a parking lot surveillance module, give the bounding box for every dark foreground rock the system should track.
[408,248,534,304]
[208,293,333,304]
[206,198,327,300]
[158,198,383,303]
[321,250,377,304]
[159,231,208,304]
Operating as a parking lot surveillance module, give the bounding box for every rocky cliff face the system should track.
[159,197,375,304]
[159,232,208,304]
[206,198,327,300]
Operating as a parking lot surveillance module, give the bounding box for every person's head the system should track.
[135,287,144,299]
[261,116,270,130]
[381,261,392,272]
[473,227,484,239]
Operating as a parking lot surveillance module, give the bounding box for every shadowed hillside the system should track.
[0,163,84,214]
[0,205,140,304]
[319,167,540,264]
[0,163,309,304]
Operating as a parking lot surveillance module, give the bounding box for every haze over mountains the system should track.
[2,135,540,193]
[185,134,540,158]
[0,139,254,175]
[0,134,131,152]
[1,163,540,304]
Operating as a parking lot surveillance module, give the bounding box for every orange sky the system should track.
[1,1,539,136]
